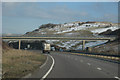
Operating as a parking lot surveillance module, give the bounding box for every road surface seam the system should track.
[41,54,55,80]
[87,63,91,66]
[80,60,83,62]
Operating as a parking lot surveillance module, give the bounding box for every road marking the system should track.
[40,55,48,69]
[87,63,91,66]
[80,60,83,62]
[97,67,102,70]
[114,76,120,80]
[41,54,55,80]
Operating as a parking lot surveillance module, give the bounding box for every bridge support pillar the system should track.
[18,40,21,50]
[82,40,85,50]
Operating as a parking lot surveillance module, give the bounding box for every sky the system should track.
[2,2,118,34]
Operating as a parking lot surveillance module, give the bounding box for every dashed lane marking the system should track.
[114,76,120,80]
[80,60,83,62]
[87,63,91,66]
[97,67,102,71]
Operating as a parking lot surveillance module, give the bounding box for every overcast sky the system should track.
[2,2,118,34]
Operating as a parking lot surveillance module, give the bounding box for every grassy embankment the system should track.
[2,43,47,78]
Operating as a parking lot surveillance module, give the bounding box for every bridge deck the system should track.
[1,36,116,50]
[1,37,116,41]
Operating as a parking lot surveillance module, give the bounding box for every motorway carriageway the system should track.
[23,51,119,80]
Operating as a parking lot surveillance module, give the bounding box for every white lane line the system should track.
[41,54,55,80]
[40,55,48,69]
[114,76,120,80]
[87,63,91,66]
[80,60,83,62]
[97,67,102,71]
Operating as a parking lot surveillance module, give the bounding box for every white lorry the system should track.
[42,43,51,54]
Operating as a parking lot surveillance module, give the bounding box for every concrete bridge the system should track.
[1,36,116,50]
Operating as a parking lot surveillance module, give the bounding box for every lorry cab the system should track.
[42,43,51,54]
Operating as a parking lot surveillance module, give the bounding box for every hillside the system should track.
[92,39,119,55]
[23,21,119,51]
[23,21,118,37]
[91,28,120,55]
[99,29,120,36]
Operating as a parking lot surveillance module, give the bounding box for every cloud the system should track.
[3,2,89,21]
[2,2,118,23]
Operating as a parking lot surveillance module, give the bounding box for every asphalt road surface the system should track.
[26,51,119,79]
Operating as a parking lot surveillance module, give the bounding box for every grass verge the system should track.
[2,49,47,78]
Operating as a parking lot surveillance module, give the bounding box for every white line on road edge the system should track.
[40,55,48,69]
[114,76,120,80]
[41,54,55,80]
[97,67,102,70]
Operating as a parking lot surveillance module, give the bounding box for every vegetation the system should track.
[39,23,57,29]
[2,42,47,78]
[99,29,120,36]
